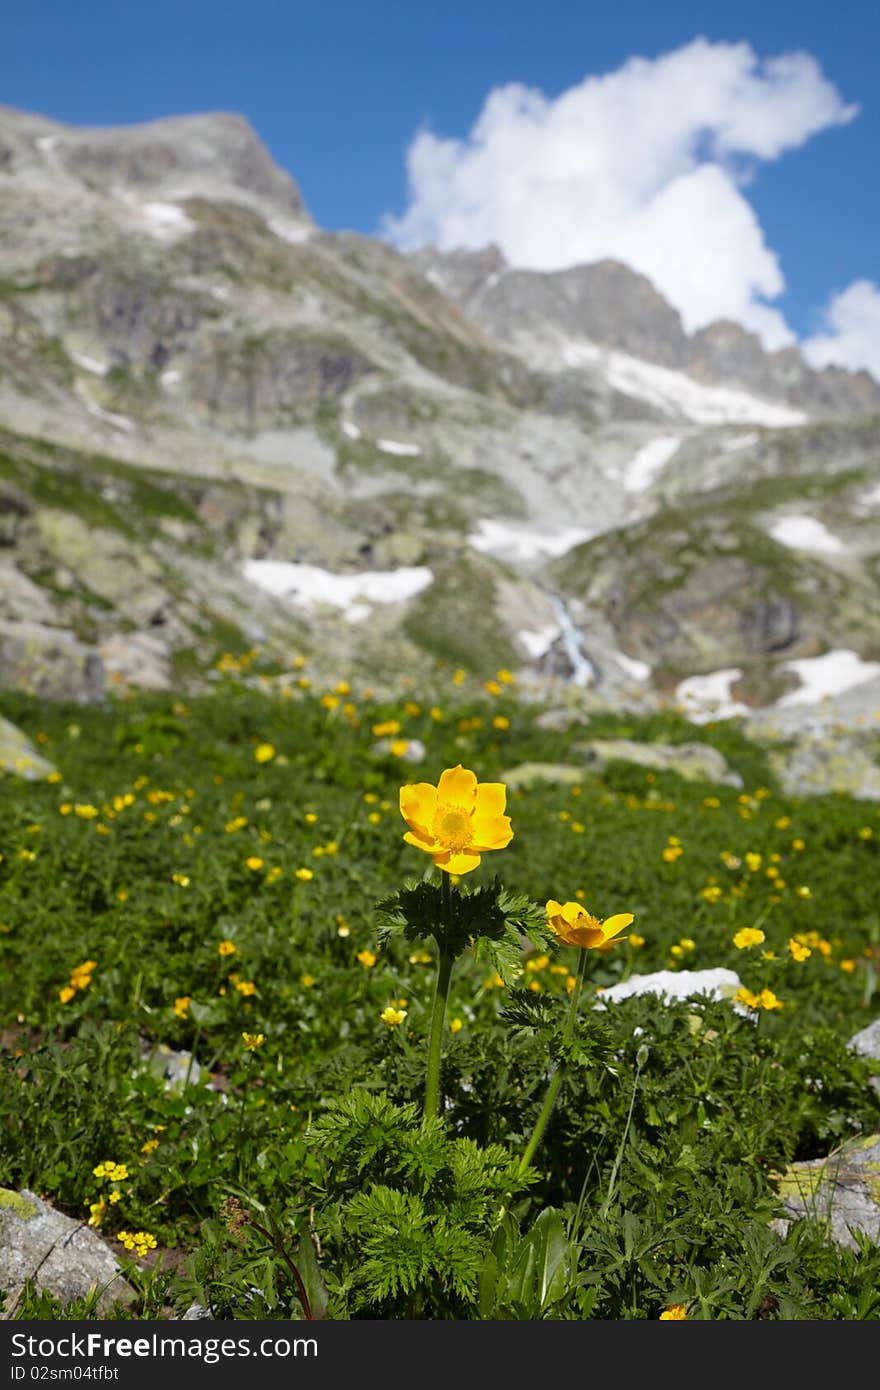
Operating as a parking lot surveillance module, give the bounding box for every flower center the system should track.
[433,803,473,852]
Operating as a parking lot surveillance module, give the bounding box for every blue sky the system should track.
[2,0,878,370]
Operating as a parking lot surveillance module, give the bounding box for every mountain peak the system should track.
[0,104,311,222]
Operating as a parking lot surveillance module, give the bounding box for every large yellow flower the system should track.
[399,764,513,875]
[546,900,633,951]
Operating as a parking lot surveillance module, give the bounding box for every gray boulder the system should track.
[0,1188,134,1316]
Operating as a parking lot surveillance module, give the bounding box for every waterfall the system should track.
[548,593,600,687]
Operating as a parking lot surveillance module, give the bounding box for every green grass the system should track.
[0,673,878,1320]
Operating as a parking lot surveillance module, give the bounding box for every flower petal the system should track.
[400,783,438,835]
[473,782,507,819]
[469,814,514,850]
[403,829,439,852]
[437,765,478,805]
[601,913,634,942]
[438,850,482,875]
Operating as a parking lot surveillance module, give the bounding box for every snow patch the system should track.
[776,649,880,707]
[160,370,182,387]
[341,421,361,440]
[469,518,597,564]
[517,625,559,659]
[562,342,807,427]
[243,560,433,623]
[623,435,681,492]
[136,202,194,243]
[71,353,108,376]
[595,968,748,1014]
[768,515,845,555]
[676,669,750,723]
[36,135,59,153]
[376,438,422,457]
[82,400,134,434]
[616,652,652,682]
[268,218,312,245]
[720,432,758,452]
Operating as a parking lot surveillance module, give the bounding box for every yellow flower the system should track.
[390,739,410,757]
[242,1032,266,1051]
[788,939,811,962]
[545,900,633,951]
[173,995,191,1018]
[254,742,276,763]
[295,867,314,881]
[372,719,401,737]
[380,1005,407,1028]
[660,1304,687,1320]
[357,949,378,969]
[74,804,99,819]
[171,873,190,887]
[58,985,76,1005]
[87,1198,106,1228]
[141,1138,160,1155]
[245,856,264,871]
[449,1017,463,1034]
[732,927,765,949]
[745,852,762,872]
[662,845,683,862]
[399,764,513,875]
[758,988,783,1010]
[218,940,237,956]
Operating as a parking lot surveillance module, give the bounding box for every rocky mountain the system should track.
[1,103,879,743]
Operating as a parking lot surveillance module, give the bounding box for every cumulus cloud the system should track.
[801,281,880,378]
[382,38,858,349]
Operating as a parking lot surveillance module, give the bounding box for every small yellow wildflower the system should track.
[545,900,633,951]
[58,985,76,1005]
[357,949,378,969]
[660,1304,687,1320]
[745,852,762,872]
[218,939,236,956]
[732,927,766,949]
[449,1017,463,1034]
[839,959,856,973]
[242,1032,266,1051]
[245,856,264,871]
[295,867,314,881]
[117,1231,157,1259]
[788,939,811,962]
[858,826,874,840]
[86,1198,106,1228]
[372,719,401,737]
[173,995,191,1018]
[390,739,410,757]
[254,743,276,763]
[301,973,315,988]
[662,845,683,862]
[380,1005,407,1028]
[74,804,99,819]
[171,873,190,887]
[141,1138,160,1155]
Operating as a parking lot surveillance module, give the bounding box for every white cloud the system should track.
[382,38,857,348]
[801,280,880,378]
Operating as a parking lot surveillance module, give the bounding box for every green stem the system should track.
[423,871,455,1120]
[519,947,589,1174]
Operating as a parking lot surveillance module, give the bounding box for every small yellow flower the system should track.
[171,873,190,887]
[301,973,315,988]
[218,940,237,956]
[449,1017,463,1034]
[234,979,257,996]
[545,900,633,951]
[254,742,276,763]
[141,1138,160,1155]
[662,845,683,862]
[87,1198,106,1228]
[390,739,410,757]
[380,1005,407,1028]
[839,959,856,973]
[321,694,340,710]
[117,1231,157,1258]
[732,927,766,949]
[295,867,314,881]
[372,719,401,737]
[629,933,646,948]
[74,804,99,819]
[788,939,811,962]
[245,856,264,871]
[792,838,805,851]
[242,1032,266,1051]
[399,765,513,875]
[660,1304,687,1320]
[745,852,762,872]
[173,995,191,1018]
[357,949,378,969]
[58,985,76,1005]
[758,988,783,1011]
[858,826,874,840]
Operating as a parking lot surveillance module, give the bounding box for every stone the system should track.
[849,1019,880,1096]
[574,738,744,787]
[0,620,105,703]
[0,715,57,779]
[772,1135,880,1251]
[100,630,172,692]
[0,1187,135,1316]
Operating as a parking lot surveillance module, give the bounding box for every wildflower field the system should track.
[1,664,879,1321]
